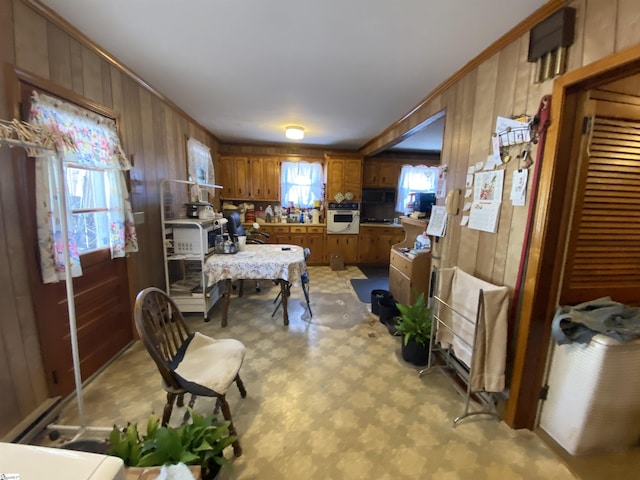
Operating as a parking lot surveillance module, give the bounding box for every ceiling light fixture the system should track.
[285,126,304,140]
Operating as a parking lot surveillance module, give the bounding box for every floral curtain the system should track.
[396,165,439,212]
[30,91,138,284]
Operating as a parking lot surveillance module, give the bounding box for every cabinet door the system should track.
[306,233,325,265]
[249,157,264,199]
[263,158,280,200]
[376,228,396,264]
[326,160,344,200]
[343,235,359,264]
[343,159,362,200]
[362,161,378,187]
[357,227,376,264]
[379,162,399,188]
[233,157,250,199]
[389,266,411,305]
[218,156,236,198]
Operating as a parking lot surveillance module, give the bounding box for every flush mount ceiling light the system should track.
[285,126,304,140]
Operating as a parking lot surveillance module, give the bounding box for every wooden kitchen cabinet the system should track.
[363,159,399,188]
[219,155,280,200]
[358,226,404,265]
[326,234,359,264]
[325,154,363,200]
[255,224,325,265]
[389,217,431,306]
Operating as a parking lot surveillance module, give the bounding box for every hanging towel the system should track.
[436,267,509,392]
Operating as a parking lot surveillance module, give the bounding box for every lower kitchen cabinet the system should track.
[358,226,404,265]
[326,234,359,264]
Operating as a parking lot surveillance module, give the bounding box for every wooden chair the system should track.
[134,287,247,456]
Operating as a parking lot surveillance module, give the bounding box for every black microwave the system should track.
[362,188,396,204]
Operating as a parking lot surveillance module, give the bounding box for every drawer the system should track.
[290,226,307,234]
[390,249,412,276]
[271,226,290,233]
[307,226,324,234]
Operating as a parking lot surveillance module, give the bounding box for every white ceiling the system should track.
[40,0,546,151]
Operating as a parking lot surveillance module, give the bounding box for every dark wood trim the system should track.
[359,0,566,154]
[504,43,640,429]
[9,64,119,120]
[21,0,219,142]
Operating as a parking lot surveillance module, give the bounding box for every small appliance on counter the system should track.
[185,201,212,219]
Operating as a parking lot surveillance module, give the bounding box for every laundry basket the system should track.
[539,334,640,455]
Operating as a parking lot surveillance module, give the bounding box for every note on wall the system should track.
[468,169,504,233]
[426,205,448,237]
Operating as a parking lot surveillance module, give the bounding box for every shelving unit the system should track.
[160,179,222,320]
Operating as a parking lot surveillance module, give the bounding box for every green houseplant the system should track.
[394,292,433,366]
[108,409,236,480]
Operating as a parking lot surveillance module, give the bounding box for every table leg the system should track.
[280,280,291,326]
[222,279,232,327]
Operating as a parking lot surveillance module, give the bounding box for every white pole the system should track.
[53,150,86,428]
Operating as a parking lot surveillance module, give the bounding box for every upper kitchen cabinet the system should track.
[363,159,399,188]
[325,154,362,200]
[219,155,280,201]
[248,156,280,200]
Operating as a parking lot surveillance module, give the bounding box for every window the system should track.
[396,165,438,212]
[281,161,323,208]
[66,166,111,253]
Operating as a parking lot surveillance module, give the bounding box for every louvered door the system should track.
[561,91,640,304]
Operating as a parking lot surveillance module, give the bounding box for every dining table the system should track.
[203,244,306,327]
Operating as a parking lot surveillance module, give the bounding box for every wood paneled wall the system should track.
[360,0,640,427]
[0,0,219,438]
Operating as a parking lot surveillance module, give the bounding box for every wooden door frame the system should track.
[504,44,640,429]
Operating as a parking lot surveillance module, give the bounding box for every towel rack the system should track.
[420,267,506,426]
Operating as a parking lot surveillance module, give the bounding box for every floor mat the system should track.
[350,276,389,303]
[358,265,390,278]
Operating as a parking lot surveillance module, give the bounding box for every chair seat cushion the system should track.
[170,332,245,396]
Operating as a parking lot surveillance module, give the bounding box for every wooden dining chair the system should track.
[134,287,247,456]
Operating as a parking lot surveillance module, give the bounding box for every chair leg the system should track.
[162,392,178,426]
[302,281,312,317]
[218,395,242,457]
[235,374,247,398]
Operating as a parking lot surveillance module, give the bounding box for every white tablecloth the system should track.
[203,244,306,286]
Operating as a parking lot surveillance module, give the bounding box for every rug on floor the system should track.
[350,276,389,303]
[300,292,371,329]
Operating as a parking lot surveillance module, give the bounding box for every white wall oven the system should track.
[327,202,360,234]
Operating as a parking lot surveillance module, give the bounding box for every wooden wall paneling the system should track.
[471,54,502,281]
[68,37,84,95]
[46,23,71,90]
[503,35,536,291]
[80,45,103,104]
[13,0,48,80]
[582,0,617,66]
[444,72,477,270]
[617,0,640,50]
[487,39,520,285]
[566,0,587,73]
[456,57,500,275]
[139,87,163,289]
[100,58,112,109]
[163,104,179,182]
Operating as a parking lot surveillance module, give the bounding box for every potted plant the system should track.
[394,292,433,366]
[108,409,236,480]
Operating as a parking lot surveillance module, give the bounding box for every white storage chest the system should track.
[539,334,640,455]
